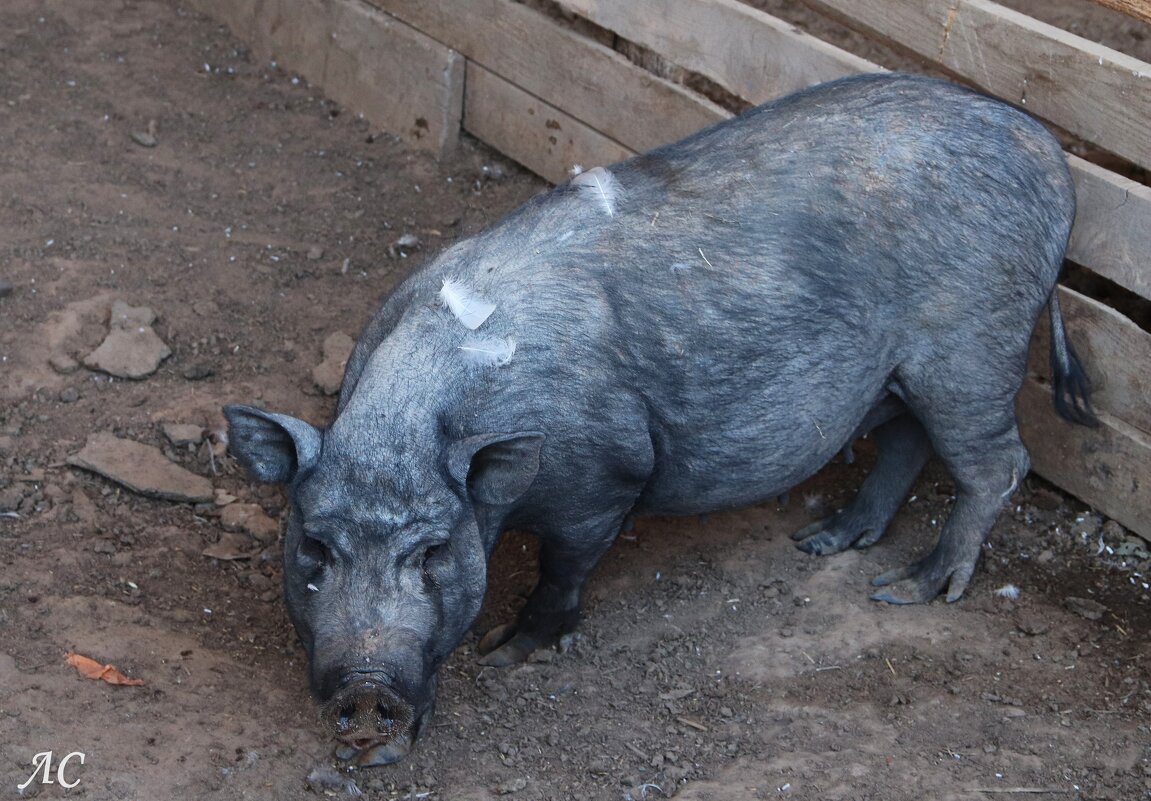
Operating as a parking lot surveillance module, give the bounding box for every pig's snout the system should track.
[326,674,417,767]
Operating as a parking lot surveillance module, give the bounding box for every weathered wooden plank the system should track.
[557,0,1150,302]
[324,0,464,154]
[367,0,727,152]
[1088,0,1151,25]
[186,0,259,42]
[555,0,878,103]
[1018,378,1151,538]
[250,0,331,83]
[1028,286,1151,436]
[190,0,464,155]
[804,0,1151,169]
[1067,155,1151,302]
[463,64,635,185]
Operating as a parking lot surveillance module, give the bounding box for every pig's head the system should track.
[222,404,543,766]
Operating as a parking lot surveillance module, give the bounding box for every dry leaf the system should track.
[64,652,145,686]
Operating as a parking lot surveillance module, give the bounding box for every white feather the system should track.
[994,583,1020,600]
[458,336,516,367]
[572,166,620,218]
[439,278,495,330]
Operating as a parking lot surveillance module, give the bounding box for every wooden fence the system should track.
[190,0,1151,538]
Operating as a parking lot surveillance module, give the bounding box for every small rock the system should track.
[496,777,527,795]
[49,352,81,374]
[1064,596,1108,622]
[312,331,355,396]
[306,245,325,261]
[182,363,215,381]
[58,387,80,404]
[0,486,25,513]
[306,765,362,797]
[192,300,219,317]
[67,432,213,503]
[70,489,99,526]
[162,422,204,448]
[1037,549,1055,564]
[481,163,508,182]
[214,489,238,506]
[1100,519,1127,544]
[83,300,171,379]
[0,279,14,298]
[131,130,157,148]
[1015,616,1050,636]
[219,503,279,543]
[202,531,257,561]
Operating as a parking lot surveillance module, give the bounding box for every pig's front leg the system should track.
[477,509,630,667]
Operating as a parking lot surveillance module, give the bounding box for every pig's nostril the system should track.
[376,703,398,732]
[337,705,357,733]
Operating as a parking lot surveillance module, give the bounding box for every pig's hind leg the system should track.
[792,411,932,555]
[869,370,1030,604]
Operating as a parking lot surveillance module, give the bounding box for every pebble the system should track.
[305,766,362,797]
[306,245,325,261]
[131,130,157,148]
[182,364,215,381]
[219,502,280,543]
[83,300,171,379]
[58,387,80,403]
[49,352,80,374]
[1064,596,1107,621]
[0,486,25,512]
[312,331,355,396]
[162,422,204,448]
[191,300,219,317]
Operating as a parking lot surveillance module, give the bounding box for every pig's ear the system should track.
[446,432,545,506]
[223,404,322,484]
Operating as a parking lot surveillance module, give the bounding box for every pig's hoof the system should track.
[869,557,975,604]
[476,624,542,667]
[477,623,516,655]
[791,512,882,556]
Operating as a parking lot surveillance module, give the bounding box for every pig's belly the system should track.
[631,388,876,518]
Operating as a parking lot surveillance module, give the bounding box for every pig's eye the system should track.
[299,533,331,570]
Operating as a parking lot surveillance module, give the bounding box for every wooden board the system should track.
[1066,155,1151,302]
[463,64,635,185]
[324,0,464,154]
[555,0,1151,303]
[1088,0,1151,24]
[367,0,728,152]
[190,0,464,155]
[1018,378,1151,538]
[555,0,877,103]
[1028,286,1151,436]
[187,0,259,42]
[804,0,1151,170]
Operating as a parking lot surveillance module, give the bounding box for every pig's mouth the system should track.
[324,676,423,767]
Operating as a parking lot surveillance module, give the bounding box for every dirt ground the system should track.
[1,2,1149,800]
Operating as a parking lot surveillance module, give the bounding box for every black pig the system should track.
[224,74,1094,766]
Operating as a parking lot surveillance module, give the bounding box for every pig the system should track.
[224,73,1095,766]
